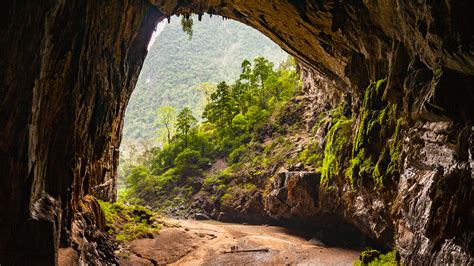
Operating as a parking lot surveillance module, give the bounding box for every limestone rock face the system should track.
[0,1,161,263]
[393,121,473,264]
[265,171,320,219]
[67,195,118,264]
[0,0,472,264]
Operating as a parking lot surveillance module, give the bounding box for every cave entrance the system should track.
[118,14,289,214]
[114,13,378,264]
[3,1,473,264]
[0,2,384,264]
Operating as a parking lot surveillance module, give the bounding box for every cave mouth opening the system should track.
[117,11,381,256]
[2,1,473,264]
[119,12,289,212]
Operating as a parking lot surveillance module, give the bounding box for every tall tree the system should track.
[253,57,275,108]
[176,107,197,147]
[253,57,274,91]
[203,81,237,131]
[239,60,254,107]
[155,106,177,144]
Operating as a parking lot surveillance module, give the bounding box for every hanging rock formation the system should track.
[0,0,472,264]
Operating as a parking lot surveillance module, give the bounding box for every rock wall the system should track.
[0,1,160,263]
[0,0,472,264]
[265,57,473,264]
[263,94,473,263]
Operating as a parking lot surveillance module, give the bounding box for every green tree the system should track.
[240,59,253,84]
[174,148,205,176]
[239,59,255,107]
[253,57,274,91]
[194,82,216,104]
[180,15,193,40]
[155,106,177,144]
[276,55,300,99]
[176,107,197,147]
[252,57,275,107]
[203,81,237,131]
[126,165,151,192]
[231,113,249,133]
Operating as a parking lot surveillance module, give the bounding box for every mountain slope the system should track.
[123,16,287,141]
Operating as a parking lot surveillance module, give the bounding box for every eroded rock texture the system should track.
[0,0,472,264]
[0,1,161,263]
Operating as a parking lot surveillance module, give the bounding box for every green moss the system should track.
[220,193,232,205]
[216,183,228,192]
[228,145,247,164]
[298,142,321,167]
[348,79,403,188]
[306,153,320,166]
[202,174,225,189]
[320,115,353,188]
[353,79,387,155]
[98,200,161,243]
[346,148,375,187]
[243,183,257,191]
[354,248,399,266]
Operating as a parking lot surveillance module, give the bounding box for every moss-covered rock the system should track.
[320,114,353,188]
[98,200,161,243]
[354,248,399,266]
[347,79,404,188]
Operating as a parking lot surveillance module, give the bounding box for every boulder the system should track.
[194,213,210,220]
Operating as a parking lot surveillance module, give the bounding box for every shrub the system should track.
[354,248,398,266]
[228,145,247,164]
[174,148,206,176]
[98,200,161,243]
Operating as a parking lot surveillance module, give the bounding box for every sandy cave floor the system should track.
[118,219,360,265]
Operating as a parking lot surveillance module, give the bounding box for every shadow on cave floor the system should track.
[116,217,362,265]
[168,213,385,251]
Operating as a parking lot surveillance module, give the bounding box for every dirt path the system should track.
[119,219,360,265]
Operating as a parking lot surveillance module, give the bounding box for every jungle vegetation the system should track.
[120,56,301,210]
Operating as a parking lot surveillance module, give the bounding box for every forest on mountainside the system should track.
[123,15,287,143]
[120,56,301,213]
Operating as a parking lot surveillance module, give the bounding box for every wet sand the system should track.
[119,219,360,265]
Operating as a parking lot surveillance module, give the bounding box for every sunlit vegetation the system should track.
[346,79,403,188]
[180,15,194,39]
[314,79,403,190]
[122,15,287,142]
[98,200,161,243]
[321,109,353,188]
[120,56,301,211]
[354,248,399,266]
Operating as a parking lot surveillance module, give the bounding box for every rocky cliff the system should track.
[0,0,472,264]
[263,66,473,264]
[0,1,161,263]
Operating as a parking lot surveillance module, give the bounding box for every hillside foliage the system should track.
[120,56,301,211]
[122,15,287,143]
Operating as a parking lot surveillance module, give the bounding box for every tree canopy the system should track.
[122,15,287,142]
[120,56,301,210]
